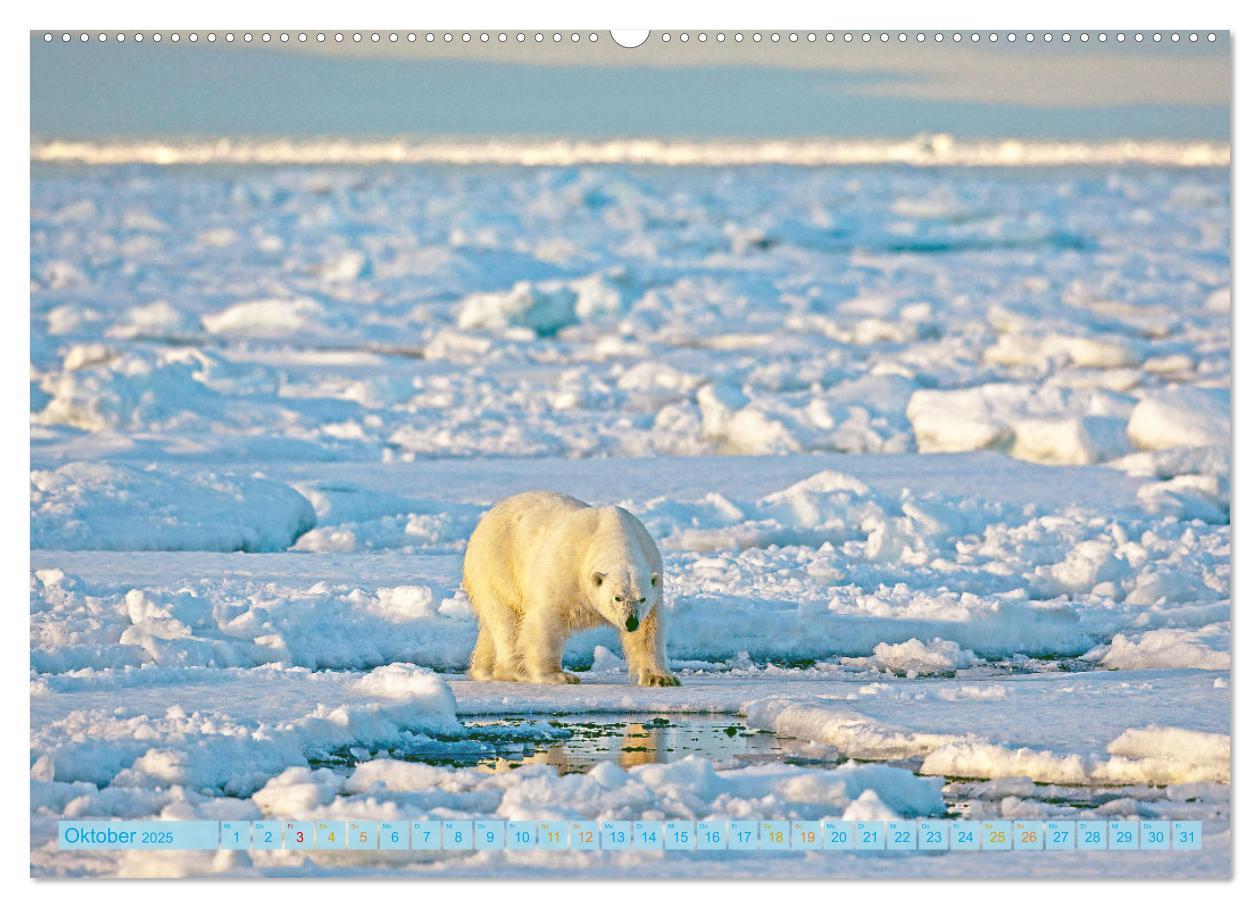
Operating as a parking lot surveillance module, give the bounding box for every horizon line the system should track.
[31,134,1230,168]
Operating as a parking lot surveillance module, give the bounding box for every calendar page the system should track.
[28,22,1231,882]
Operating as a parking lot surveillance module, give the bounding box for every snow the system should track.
[918,732,1227,787]
[917,722,1230,788]
[353,663,460,705]
[341,755,944,823]
[1084,627,1231,671]
[30,662,1229,878]
[859,638,976,677]
[1009,416,1131,466]
[456,274,626,336]
[35,347,237,433]
[30,462,316,552]
[31,667,462,795]
[907,385,1135,464]
[26,453,1230,672]
[106,300,201,341]
[202,297,345,341]
[29,156,1230,878]
[1127,387,1231,450]
[31,163,1231,469]
[745,699,958,761]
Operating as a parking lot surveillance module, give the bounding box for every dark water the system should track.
[305,712,1215,824]
[313,713,801,775]
[466,714,798,774]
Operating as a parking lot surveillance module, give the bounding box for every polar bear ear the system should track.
[650,573,660,587]
[592,572,606,587]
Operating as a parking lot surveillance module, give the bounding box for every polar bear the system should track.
[462,490,679,687]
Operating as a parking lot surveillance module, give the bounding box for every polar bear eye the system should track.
[650,574,659,587]
[613,595,622,602]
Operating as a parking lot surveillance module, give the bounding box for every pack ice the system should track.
[30,155,1230,877]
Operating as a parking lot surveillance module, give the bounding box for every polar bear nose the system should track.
[624,613,639,632]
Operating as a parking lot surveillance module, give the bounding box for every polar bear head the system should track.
[588,565,660,633]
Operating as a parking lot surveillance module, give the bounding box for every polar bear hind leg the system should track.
[465,580,525,681]
[469,624,497,681]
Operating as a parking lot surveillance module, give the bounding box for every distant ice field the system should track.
[29,160,1230,877]
[31,136,1229,168]
[32,162,1229,468]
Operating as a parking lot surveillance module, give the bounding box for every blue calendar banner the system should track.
[315,820,344,850]
[886,821,916,851]
[348,820,377,850]
[443,820,473,851]
[1013,820,1043,851]
[982,820,1012,851]
[54,817,1212,853]
[632,820,662,850]
[508,821,538,850]
[665,820,696,850]
[1173,821,1203,850]
[792,820,821,850]
[729,820,759,850]
[856,821,884,851]
[285,820,314,850]
[411,820,440,850]
[539,820,568,850]
[1077,821,1107,851]
[475,820,505,851]
[1046,821,1075,850]
[252,821,282,850]
[665,816,695,846]
[697,820,726,850]
[58,821,221,851]
[220,820,250,850]
[760,820,789,851]
[600,820,631,850]
[918,820,948,851]
[571,820,600,851]
[379,821,408,850]
[823,820,855,850]
[1141,821,1171,850]
[1109,821,1139,851]
[951,820,980,851]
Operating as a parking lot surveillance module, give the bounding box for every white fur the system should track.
[462,490,678,686]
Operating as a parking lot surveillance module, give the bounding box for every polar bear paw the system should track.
[639,672,681,687]
[534,671,581,685]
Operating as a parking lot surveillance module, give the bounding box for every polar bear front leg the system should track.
[622,609,680,687]
[518,606,580,684]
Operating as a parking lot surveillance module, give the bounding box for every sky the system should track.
[30,32,1231,140]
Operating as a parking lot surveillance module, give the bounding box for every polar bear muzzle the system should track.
[624,613,640,632]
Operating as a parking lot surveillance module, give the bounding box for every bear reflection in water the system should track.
[476,717,787,775]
